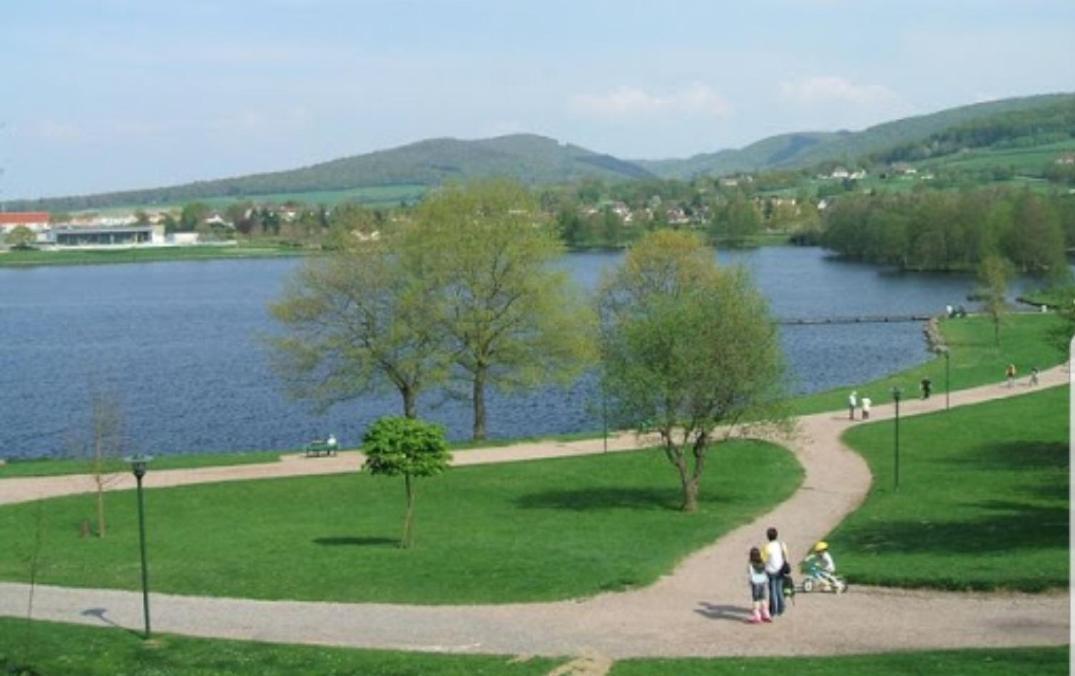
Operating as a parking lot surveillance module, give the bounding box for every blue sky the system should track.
[3,0,1074,198]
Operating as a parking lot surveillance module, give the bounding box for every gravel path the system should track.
[0,365,1069,658]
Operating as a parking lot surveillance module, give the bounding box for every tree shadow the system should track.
[841,500,1068,556]
[81,607,143,637]
[515,487,682,512]
[312,536,397,547]
[942,440,1068,471]
[694,602,754,622]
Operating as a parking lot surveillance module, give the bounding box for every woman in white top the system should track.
[762,527,790,617]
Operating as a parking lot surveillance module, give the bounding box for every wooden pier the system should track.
[779,314,932,326]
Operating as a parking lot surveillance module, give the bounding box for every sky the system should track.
[3,0,1074,199]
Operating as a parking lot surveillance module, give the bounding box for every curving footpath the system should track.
[0,365,1069,659]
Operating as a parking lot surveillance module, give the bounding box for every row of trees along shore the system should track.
[820,187,1074,278]
[269,180,786,516]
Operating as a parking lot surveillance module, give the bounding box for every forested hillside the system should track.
[6,134,654,212]
[6,93,1073,212]
[640,93,1075,179]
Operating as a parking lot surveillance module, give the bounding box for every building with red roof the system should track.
[0,212,50,233]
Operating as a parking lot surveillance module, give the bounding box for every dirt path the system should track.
[0,366,1069,658]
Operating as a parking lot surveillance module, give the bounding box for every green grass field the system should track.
[0,618,559,676]
[611,646,1070,675]
[791,313,1069,416]
[0,440,801,604]
[0,450,283,479]
[0,618,1066,676]
[0,244,305,267]
[826,386,1068,591]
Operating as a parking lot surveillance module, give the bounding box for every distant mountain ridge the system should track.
[6,92,1073,211]
[637,93,1075,179]
[7,134,655,212]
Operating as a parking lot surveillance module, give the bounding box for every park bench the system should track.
[304,439,338,458]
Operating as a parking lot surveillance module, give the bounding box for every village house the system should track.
[0,212,50,235]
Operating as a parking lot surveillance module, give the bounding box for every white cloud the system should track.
[570,83,731,118]
[779,76,900,107]
[27,120,83,142]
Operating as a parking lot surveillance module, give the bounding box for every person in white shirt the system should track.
[761,527,790,617]
[861,396,872,420]
[848,391,858,420]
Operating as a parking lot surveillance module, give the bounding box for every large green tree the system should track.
[977,254,1013,346]
[4,226,36,249]
[598,230,786,512]
[362,416,451,549]
[268,224,450,419]
[415,180,597,440]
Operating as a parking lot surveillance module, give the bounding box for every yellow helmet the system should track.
[814,541,828,552]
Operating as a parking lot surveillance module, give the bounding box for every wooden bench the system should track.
[304,440,338,457]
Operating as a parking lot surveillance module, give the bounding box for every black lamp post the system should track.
[124,453,153,639]
[943,348,951,411]
[890,388,901,490]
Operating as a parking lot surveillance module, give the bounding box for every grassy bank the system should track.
[790,313,1069,416]
[0,440,801,604]
[612,646,1069,675]
[0,244,306,267]
[827,386,1068,591]
[0,618,559,675]
[0,618,1066,676]
[0,450,284,478]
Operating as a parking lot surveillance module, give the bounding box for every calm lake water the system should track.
[0,247,1041,459]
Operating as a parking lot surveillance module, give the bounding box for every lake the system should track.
[0,247,1039,459]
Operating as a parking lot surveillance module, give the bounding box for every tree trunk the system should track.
[95,482,106,538]
[402,387,417,419]
[993,316,1000,346]
[401,473,415,548]
[668,447,698,512]
[471,365,487,441]
[680,474,699,513]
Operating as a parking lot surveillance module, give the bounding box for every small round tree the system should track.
[362,416,452,548]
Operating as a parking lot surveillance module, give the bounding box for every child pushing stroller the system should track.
[799,541,847,593]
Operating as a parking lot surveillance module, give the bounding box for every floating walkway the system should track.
[779,314,933,325]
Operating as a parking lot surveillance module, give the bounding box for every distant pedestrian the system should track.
[747,547,772,624]
[761,527,790,618]
[945,304,954,318]
[1006,363,1016,388]
[861,396,872,420]
[920,377,931,400]
[1029,367,1039,387]
[848,390,858,420]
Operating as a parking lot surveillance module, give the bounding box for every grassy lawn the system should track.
[0,440,801,604]
[0,619,1066,676]
[790,313,1069,416]
[0,244,305,267]
[613,647,1070,675]
[826,386,1068,591]
[1019,285,1075,308]
[0,450,284,479]
[0,618,559,676]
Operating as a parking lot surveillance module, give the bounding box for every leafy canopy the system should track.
[362,417,452,478]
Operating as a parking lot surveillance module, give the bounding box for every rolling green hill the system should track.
[640,93,1075,179]
[6,134,654,212]
[8,93,1073,212]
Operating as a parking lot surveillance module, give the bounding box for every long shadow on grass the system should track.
[515,487,682,511]
[312,536,397,547]
[840,501,1068,556]
[941,441,1068,471]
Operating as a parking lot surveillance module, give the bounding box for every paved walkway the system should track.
[0,366,1069,658]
